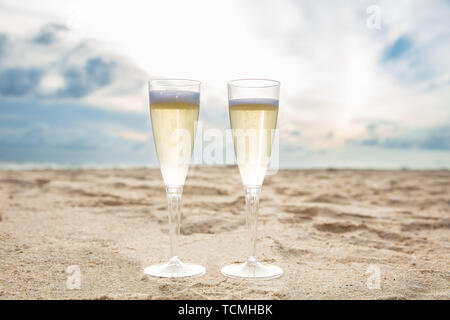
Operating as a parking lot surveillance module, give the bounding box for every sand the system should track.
[0,167,449,300]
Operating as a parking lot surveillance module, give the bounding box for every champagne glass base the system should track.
[144,256,205,278]
[221,257,283,280]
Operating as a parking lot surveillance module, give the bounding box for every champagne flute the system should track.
[144,79,205,278]
[221,79,283,280]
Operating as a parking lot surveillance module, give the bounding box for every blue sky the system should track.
[0,0,449,168]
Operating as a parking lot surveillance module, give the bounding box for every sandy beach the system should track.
[0,167,449,299]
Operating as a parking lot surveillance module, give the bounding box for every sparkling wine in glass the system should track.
[221,79,283,280]
[144,79,205,278]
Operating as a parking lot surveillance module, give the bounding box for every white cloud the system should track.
[38,72,65,94]
[0,21,148,112]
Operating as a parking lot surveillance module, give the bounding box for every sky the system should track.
[0,0,449,169]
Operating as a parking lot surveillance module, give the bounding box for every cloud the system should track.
[0,56,117,99]
[354,122,450,151]
[57,57,116,98]
[0,67,43,96]
[0,99,154,165]
[0,23,147,112]
[242,0,450,158]
[377,0,450,87]
[33,23,69,45]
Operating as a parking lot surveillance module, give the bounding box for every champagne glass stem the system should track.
[166,185,183,260]
[245,186,261,260]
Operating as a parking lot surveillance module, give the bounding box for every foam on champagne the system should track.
[150,90,200,105]
[229,98,278,186]
[150,90,199,186]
